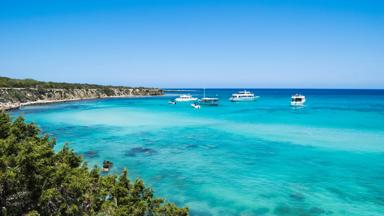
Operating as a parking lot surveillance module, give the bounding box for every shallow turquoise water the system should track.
[12,89,384,215]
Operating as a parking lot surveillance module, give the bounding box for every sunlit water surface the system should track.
[12,89,384,216]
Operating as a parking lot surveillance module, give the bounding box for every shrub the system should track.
[0,112,188,216]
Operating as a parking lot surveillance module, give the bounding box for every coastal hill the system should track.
[0,77,163,110]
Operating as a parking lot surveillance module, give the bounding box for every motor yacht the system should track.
[291,94,306,106]
[229,90,259,102]
[175,94,198,102]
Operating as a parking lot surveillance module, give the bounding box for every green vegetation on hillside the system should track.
[0,112,188,216]
[0,76,142,89]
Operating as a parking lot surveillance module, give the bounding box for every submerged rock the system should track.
[289,192,305,201]
[186,144,198,149]
[83,150,99,158]
[274,205,328,216]
[274,205,292,215]
[254,207,270,215]
[309,207,326,215]
[125,147,157,157]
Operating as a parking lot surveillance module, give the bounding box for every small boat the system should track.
[229,90,259,102]
[191,103,201,109]
[199,97,219,106]
[175,94,198,102]
[168,99,176,105]
[199,88,219,106]
[102,160,113,172]
[291,94,306,106]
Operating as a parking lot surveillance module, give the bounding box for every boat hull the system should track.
[199,98,219,106]
[191,104,201,109]
[290,101,305,106]
[230,96,259,102]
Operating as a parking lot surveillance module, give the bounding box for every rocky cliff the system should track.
[0,87,163,110]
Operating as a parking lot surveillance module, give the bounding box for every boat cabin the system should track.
[290,94,306,106]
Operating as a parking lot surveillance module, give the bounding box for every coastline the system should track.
[0,94,162,111]
[0,78,164,111]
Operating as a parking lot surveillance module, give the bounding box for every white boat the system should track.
[191,103,201,109]
[291,94,306,106]
[175,94,198,102]
[229,90,259,102]
[199,88,219,106]
[199,97,219,106]
[168,99,176,105]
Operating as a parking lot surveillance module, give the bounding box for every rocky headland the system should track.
[0,77,163,111]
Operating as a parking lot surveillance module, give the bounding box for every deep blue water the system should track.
[12,89,384,216]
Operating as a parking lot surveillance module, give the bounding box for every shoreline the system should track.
[0,94,162,111]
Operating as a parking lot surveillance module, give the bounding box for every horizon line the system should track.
[162,87,384,90]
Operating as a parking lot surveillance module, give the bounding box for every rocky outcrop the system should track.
[0,87,163,111]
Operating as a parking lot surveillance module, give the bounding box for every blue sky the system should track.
[0,0,383,88]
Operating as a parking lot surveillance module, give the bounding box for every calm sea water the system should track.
[12,89,384,216]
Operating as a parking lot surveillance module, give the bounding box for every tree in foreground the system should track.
[0,112,188,216]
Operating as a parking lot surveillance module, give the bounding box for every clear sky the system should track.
[0,0,383,88]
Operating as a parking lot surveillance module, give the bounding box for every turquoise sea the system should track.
[11,89,384,216]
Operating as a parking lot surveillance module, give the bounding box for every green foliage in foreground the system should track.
[0,112,188,216]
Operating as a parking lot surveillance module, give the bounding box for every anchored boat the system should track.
[199,88,219,106]
[168,99,176,104]
[199,97,219,106]
[291,94,306,106]
[229,90,259,102]
[191,103,201,109]
[175,94,198,102]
